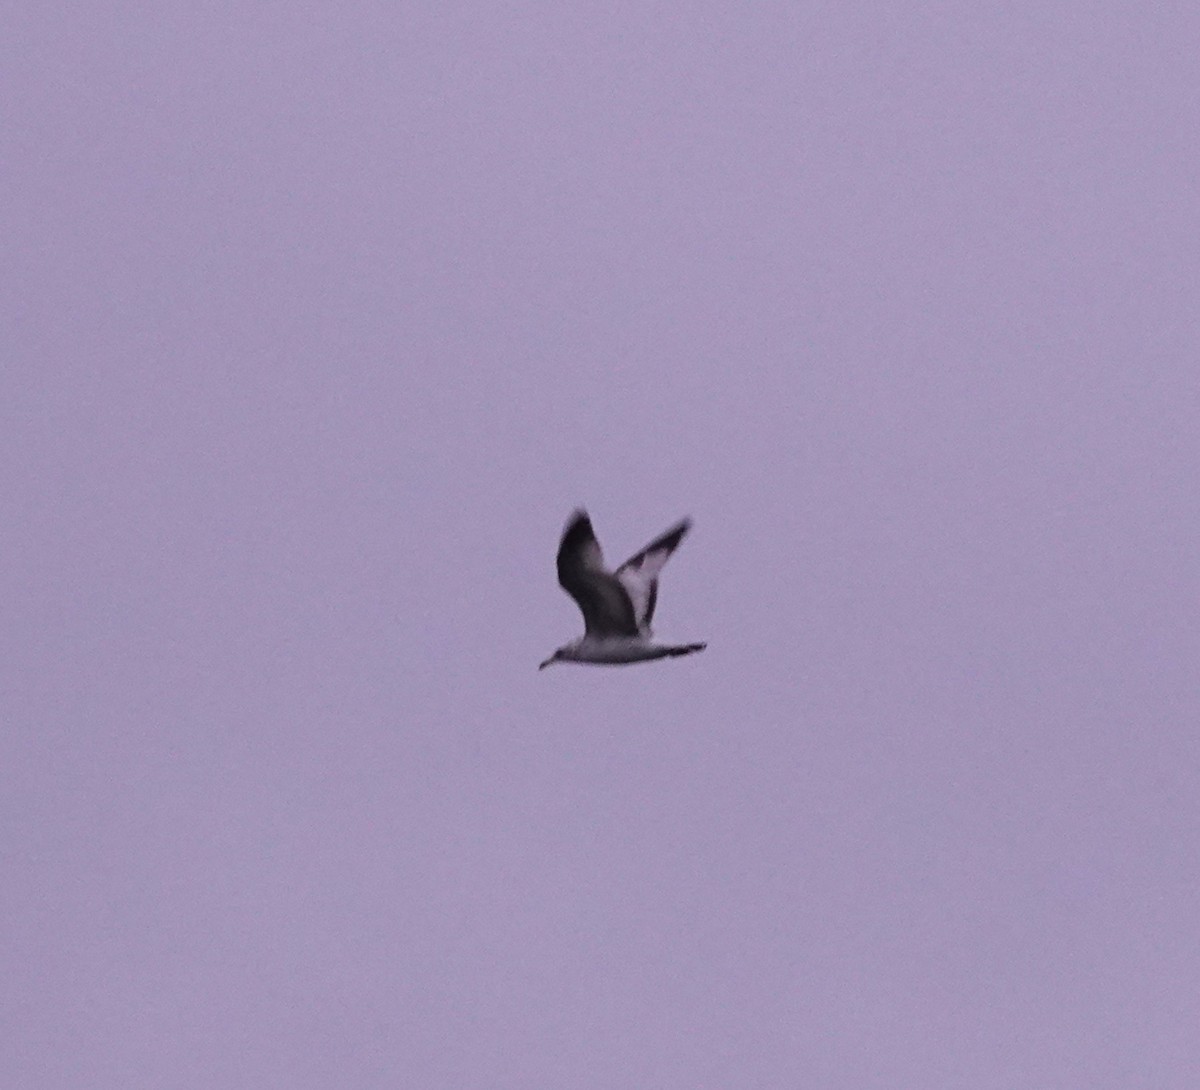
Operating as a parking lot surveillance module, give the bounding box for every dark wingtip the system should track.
[558,509,595,551]
[648,517,692,556]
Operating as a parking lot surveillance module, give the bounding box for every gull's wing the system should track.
[556,510,639,637]
[615,517,691,633]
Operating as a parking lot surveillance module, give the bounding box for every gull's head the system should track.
[539,641,582,670]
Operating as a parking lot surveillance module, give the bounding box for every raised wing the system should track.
[556,510,639,637]
[615,517,690,633]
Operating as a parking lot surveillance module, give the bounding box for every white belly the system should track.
[573,638,665,664]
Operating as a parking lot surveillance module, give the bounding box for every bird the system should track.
[539,509,707,669]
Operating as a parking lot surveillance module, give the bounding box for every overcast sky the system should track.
[4,4,1198,1087]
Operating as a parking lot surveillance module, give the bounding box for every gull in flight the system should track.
[539,509,707,669]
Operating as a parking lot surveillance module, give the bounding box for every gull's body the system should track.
[539,510,706,669]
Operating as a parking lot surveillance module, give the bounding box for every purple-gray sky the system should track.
[3,4,1198,1087]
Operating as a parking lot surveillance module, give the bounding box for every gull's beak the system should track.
[538,655,555,670]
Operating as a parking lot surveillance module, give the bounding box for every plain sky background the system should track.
[3,4,1198,1087]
